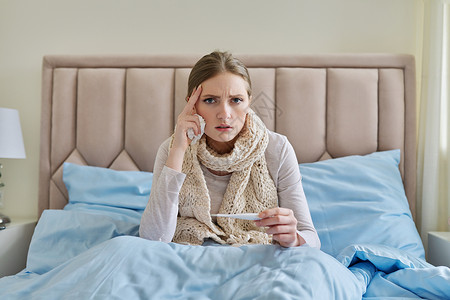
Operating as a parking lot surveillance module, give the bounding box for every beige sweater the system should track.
[140,130,321,248]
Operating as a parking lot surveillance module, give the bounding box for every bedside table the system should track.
[428,231,450,267]
[0,217,37,277]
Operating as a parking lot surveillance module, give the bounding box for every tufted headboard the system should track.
[39,54,416,219]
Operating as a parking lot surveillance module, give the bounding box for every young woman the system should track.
[140,51,320,248]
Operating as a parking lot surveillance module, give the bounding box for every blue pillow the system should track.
[27,163,154,274]
[63,162,153,210]
[27,209,141,274]
[299,150,425,259]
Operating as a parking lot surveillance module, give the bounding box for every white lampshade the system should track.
[0,108,26,159]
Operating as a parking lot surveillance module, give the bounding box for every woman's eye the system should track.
[203,98,215,104]
[232,98,243,103]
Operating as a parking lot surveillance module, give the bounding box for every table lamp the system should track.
[0,108,26,225]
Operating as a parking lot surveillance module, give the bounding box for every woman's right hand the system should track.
[172,85,203,151]
[165,85,203,171]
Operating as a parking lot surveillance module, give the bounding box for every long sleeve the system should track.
[268,134,321,249]
[139,138,185,242]
[140,133,321,248]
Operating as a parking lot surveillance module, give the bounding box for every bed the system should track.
[1,54,449,299]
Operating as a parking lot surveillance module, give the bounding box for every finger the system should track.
[185,86,196,102]
[272,233,297,247]
[191,83,202,96]
[178,115,201,136]
[187,115,202,135]
[256,211,296,228]
[258,207,291,219]
[183,85,202,114]
[265,225,294,235]
[190,86,197,97]
[255,215,287,227]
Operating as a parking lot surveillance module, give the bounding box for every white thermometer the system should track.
[211,213,261,221]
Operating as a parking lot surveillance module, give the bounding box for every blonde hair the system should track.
[187,51,252,98]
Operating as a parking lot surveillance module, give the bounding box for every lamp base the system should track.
[0,212,11,225]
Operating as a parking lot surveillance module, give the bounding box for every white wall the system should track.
[0,0,423,218]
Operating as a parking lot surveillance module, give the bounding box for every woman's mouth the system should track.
[215,124,232,131]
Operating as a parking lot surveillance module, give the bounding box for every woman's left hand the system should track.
[255,207,306,247]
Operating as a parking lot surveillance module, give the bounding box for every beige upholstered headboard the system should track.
[39,54,416,219]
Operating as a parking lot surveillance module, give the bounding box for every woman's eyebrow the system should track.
[201,94,219,98]
[201,94,245,98]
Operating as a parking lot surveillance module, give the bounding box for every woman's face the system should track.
[195,72,250,152]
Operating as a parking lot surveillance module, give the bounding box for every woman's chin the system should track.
[211,133,237,143]
[204,129,231,141]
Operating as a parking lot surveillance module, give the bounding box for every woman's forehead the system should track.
[201,72,249,95]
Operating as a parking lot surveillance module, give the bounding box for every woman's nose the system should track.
[216,103,231,120]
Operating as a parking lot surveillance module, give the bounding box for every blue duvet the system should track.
[0,208,449,300]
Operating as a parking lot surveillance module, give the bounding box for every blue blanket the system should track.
[0,209,449,299]
[1,236,362,299]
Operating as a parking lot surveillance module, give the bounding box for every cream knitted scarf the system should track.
[172,110,278,246]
